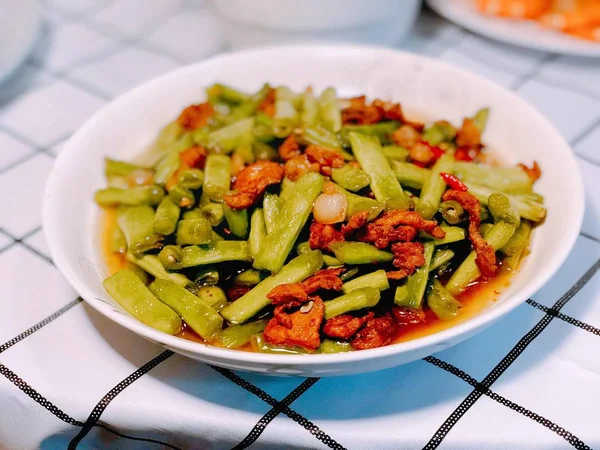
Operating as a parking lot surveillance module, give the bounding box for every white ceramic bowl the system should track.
[208,0,422,48]
[44,45,584,377]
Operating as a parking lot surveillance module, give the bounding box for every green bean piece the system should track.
[234,145,255,164]
[446,221,516,295]
[454,162,532,193]
[342,270,390,294]
[391,161,429,190]
[124,260,149,285]
[196,286,228,311]
[420,226,466,245]
[177,168,205,190]
[168,185,195,209]
[176,218,213,246]
[118,206,163,254]
[299,126,343,151]
[422,121,457,146]
[153,133,194,185]
[427,280,462,321]
[153,197,180,235]
[296,241,311,255]
[394,242,435,309]
[501,220,532,256]
[235,269,267,286]
[214,320,268,349]
[203,154,231,202]
[253,141,278,161]
[480,222,494,237]
[417,154,454,220]
[254,173,323,273]
[429,249,455,272]
[318,340,353,354]
[331,165,371,192]
[318,87,342,133]
[439,200,466,225]
[207,83,251,105]
[464,182,546,222]
[207,118,254,153]
[110,224,127,254]
[340,268,360,282]
[107,175,129,189]
[300,88,318,127]
[324,287,381,319]
[105,158,150,178]
[279,177,296,201]
[382,145,410,162]
[330,242,393,265]
[504,223,532,272]
[323,255,343,267]
[341,122,400,146]
[252,334,309,354]
[183,208,203,220]
[164,241,251,269]
[488,193,520,226]
[193,266,219,287]
[223,204,249,238]
[126,253,194,288]
[473,107,490,133]
[104,270,182,335]
[221,250,323,325]
[199,202,224,227]
[349,132,409,210]
[332,183,384,221]
[273,86,298,137]
[156,121,183,150]
[158,245,182,269]
[95,185,164,207]
[149,279,223,339]
[249,208,267,258]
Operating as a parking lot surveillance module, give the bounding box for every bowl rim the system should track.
[43,43,585,367]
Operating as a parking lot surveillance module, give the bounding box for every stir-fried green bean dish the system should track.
[97,83,546,353]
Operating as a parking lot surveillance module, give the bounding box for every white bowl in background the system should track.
[44,45,583,377]
[208,0,422,48]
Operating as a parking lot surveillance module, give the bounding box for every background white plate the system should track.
[427,0,600,57]
[0,0,40,84]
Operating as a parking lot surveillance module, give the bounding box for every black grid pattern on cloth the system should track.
[424,357,591,449]
[211,366,347,450]
[67,350,175,449]
[0,2,598,449]
[423,259,600,449]
[231,377,321,450]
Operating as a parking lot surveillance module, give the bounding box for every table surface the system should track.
[1,1,599,449]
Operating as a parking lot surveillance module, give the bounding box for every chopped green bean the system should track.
[318,87,342,133]
[252,334,308,354]
[454,162,532,193]
[176,218,213,246]
[488,192,520,226]
[104,270,182,335]
[330,242,393,265]
[95,185,164,207]
[214,320,268,349]
[273,86,298,137]
[439,200,466,225]
[199,202,224,227]
[394,242,435,309]
[177,168,205,190]
[430,249,455,272]
[254,173,323,273]
[427,280,462,321]
[318,340,353,354]
[156,121,183,150]
[279,178,296,201]
[420,226,467,245]
[196,286,228,311]
[203,154,231,201]
[342,270,390,294]
[262,193,283,234]
[193,266,219,287]
[168,184,195,208]
[253,141,278,161]
[149,279,223,339]
[153,197,180,235]
[332,183,384,220]
[221,250,323,324]
[110,224,127,254]
[300,88,318,127]
[350,132,409,210]
[342,122,400,146]
[464,182,546,222]
[235,269,267,286]
[324,287,381,319]
[162,241,251,270]
[126,253,194,288]
[105,158,150,178]
[118,206,163,254]
[331,165,371,192]
[390,161,429,191]
[249,208,266,258]
[417,154,453,220]
[207,118,254,153]
[422,121,457,146]
[223,204,249,238]
[153,133,194,184]
[382,145,410,162]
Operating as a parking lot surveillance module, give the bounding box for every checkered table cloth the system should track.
[1,1,599,449]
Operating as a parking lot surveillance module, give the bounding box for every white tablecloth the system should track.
[1,1,599,449]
